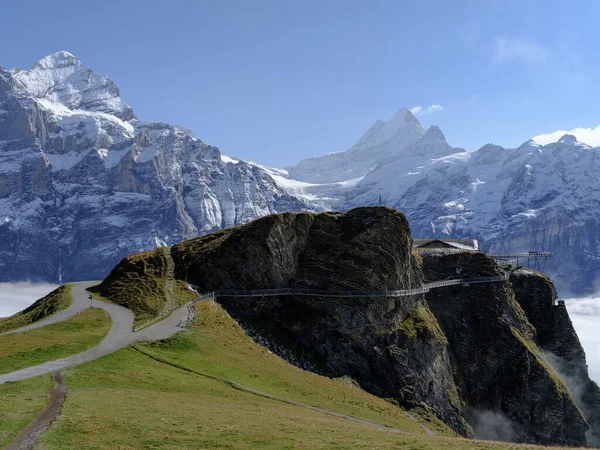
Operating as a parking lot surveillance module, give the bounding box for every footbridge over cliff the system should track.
[178,273,510,326]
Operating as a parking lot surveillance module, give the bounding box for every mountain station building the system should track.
[413,239,479,251]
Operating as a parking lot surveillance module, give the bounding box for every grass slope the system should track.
[0,375,54,447]
[139,300,449,435]
[0,284,72,333]
[36,300,578,449]
[0,309,111,375]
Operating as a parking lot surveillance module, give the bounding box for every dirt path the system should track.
[4,372,66,450]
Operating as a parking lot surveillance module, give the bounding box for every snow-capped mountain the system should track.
[285,110,600,295]
[2,52,599,295]
[0,52,313,282]
[287,108,432,183]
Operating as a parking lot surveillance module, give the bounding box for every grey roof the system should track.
[413,238,479,250]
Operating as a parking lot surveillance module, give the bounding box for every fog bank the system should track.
[0,282,59,317]
[564,296,600,384]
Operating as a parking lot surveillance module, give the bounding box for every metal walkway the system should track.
[489,252,554,272]
[178,273,510,327]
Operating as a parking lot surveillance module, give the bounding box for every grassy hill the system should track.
[22,299,575,449]
[0,308,111,375]
[0,284,72,333]
[88,247,197,324]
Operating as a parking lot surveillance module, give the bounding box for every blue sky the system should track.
[1,0,599,167]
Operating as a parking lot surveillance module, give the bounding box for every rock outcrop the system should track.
[97,207,599,446]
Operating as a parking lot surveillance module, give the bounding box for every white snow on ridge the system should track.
[11,51,81,98]
[335,176,365,188]
[36,98,134,135]
[220,154,240,164]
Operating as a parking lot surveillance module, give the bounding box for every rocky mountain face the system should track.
[0,52,309,282]
[2,52,599,297]
[97,207,600,446]
[424,254,598,445]
[284,110,600,296]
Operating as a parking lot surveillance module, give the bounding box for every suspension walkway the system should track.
[178,273,510,326]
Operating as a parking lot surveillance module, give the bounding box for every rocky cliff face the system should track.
[510,270,600,446]
[422,253,588,445]
[0,52,311,282]
[169,207,470,433]
[97,207,600,446]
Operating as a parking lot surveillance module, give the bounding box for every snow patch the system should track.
[220,154,240,164]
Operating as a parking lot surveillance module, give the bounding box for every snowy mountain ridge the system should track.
[283,110,600,295]
[0,52,312,282]
[1,51,599,294]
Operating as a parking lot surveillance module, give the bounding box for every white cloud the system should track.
[564,296,600,384]
[410,104,443,116]
[533,125,600,147]
[0,282,58,317]
[493,36,548,65]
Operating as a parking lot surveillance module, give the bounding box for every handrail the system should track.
[188,273,508,302]
[490,252,554,258]
[178,273,509,327]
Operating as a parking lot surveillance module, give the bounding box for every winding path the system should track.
[0,282,193,384]
[0,283,98,337]
[0,273,509,384]
[0,273,511,447]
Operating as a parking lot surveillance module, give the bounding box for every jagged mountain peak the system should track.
[11,51,82,98]
[9,51,134,120]
[519,139,542,150]
[0,51,313,284]
[390,107,420,124]
[558,134,578,145]
[422,125,446,142]
[31,51,81,71]
[353,107,425,149]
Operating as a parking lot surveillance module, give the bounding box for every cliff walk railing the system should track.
[177,273,509,327]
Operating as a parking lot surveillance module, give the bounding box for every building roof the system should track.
[413,238,479,250]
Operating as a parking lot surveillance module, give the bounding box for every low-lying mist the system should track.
[0,282,59,317]
[564,296,600,384]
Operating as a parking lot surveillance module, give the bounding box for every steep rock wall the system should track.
[511,270,600,446]
[422,253,589,446]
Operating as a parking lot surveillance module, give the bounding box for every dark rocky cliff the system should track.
[97,207,600,446]
[422,253,588,445]
[510,270,600,446]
